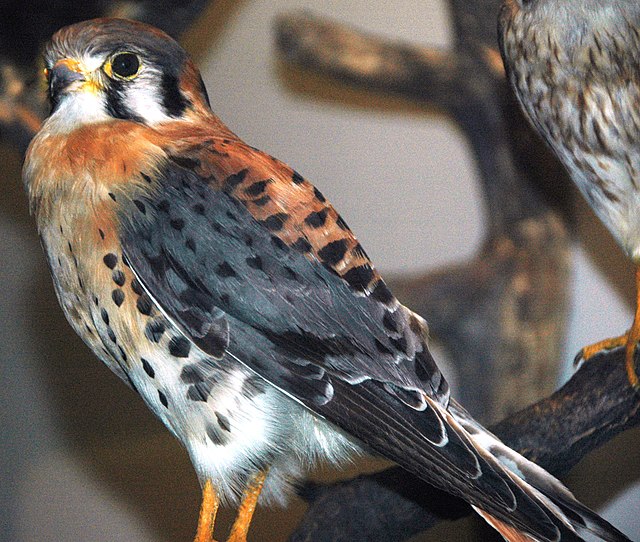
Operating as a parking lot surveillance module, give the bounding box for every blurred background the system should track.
[0,0,638,540]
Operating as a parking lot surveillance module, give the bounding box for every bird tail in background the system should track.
[448,400,629,542]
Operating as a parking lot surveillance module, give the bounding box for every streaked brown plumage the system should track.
[23,18,630,542]
[499,0,640,389]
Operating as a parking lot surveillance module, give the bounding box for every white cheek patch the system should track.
[125,79,173,125]
[45,91,110,134]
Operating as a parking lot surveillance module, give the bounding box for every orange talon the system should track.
[624,266,640,390]
[574,266,640,391]
[574,333,628,366]
[227,470,268,542]
[194,479,220,542]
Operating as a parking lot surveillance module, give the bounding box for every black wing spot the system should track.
[245,179,270,197]
[180,364,203,384]
[382,310,401,333]
[342,265,374,292]
[171,155,200,171]
[271,236,287,251]
[216,261,237,278]
[206,423,226,445]
[103,253,118,269]
[158,390,169,408]
[169,336,191,358]
[136,294,153,316]
[189,383,210,402]
[318,239,348,266]
[194,327,227,359]
[371,281,394,304]
[133,199,146,214]
[193,203,205,215]
[100,308,110,326]
[112,289,125,307]
[261,213,289,231]
[112,270,126,287]
[145,320,165,343]
[185,237,197,253]
[313,186,327,202]
[253,195,271,206]
[246,256,264,271]
[305,208,328,228]
[170,218,185,231]
[141,357,155,378]
[283,266,299,281]
[292,171,304,184]
[336,216,350,231]
[118,345,128,363]
[292,237,312,253]
[224,169,249,191]
[131,278,144,296]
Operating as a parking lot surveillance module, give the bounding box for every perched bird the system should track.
[24,18,629,542]
[499,0,640,389]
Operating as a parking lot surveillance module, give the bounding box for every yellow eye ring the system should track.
[104,52,142,81]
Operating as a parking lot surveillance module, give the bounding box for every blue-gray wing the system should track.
[117,156,584,541]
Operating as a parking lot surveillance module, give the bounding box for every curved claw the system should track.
[573,333,628,367]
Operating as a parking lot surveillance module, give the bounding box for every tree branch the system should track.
[290,349,640,541]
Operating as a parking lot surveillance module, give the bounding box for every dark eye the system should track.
[109,52,141,80]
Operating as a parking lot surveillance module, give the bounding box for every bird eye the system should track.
[108,52,141,80]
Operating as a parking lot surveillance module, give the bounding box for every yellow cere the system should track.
[103,59,114,78]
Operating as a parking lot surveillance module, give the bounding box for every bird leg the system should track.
[226,470,268,542]
[624,267,640,390]
[575,266,640,391]
[194,479,220,542]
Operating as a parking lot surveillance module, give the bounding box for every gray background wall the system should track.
[1,1,638,540]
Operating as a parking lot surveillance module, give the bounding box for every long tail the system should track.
[448,400,628,542]
[325,373,629,542]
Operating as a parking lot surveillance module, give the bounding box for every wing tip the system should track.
[473,506,541,542]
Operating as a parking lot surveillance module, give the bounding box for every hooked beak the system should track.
[49,58,86,98]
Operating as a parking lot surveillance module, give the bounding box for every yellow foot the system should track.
[625,330,640,392]
[573,333,628,367]
[194,479,220,542]
[573,331,639,392]
[226,470,268,542]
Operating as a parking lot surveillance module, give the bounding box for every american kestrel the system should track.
[499,0,640,390]
[24,18,629,542]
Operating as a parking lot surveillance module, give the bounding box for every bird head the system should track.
[43,18,211,133]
